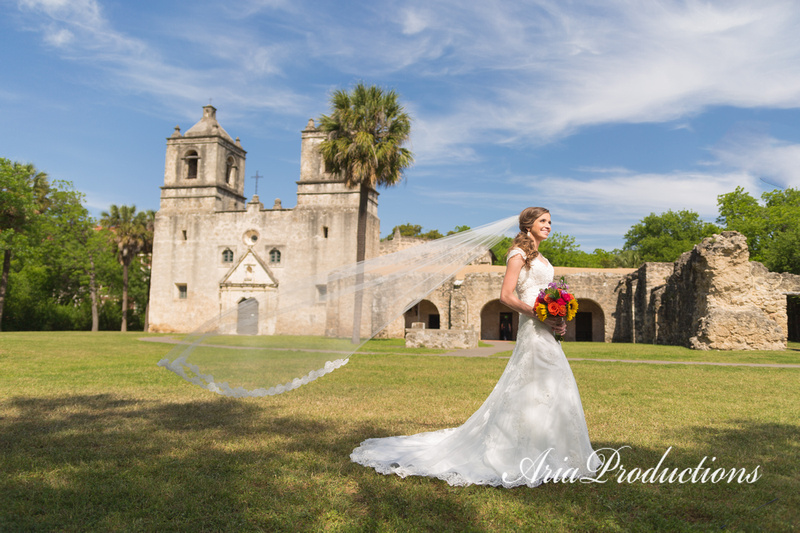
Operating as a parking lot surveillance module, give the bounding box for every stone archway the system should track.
[565,298,605,342]
[404,299,440,329]
[480,299,518,341]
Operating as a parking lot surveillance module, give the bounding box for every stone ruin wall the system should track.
[651,231,800,350]
[632,263,675,343]
[388,230,799,350]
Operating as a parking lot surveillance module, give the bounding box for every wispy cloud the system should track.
[304,0,800,158]
[18,0,800,156]
[16,0,308,116]
[711,131,800,189]
[411,167,759,248]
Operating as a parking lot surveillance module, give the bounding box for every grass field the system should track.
[1,332,798,532]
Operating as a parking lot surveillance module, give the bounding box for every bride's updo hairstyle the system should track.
[510,206,549,269]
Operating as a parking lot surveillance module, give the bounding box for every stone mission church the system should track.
[150,106,799,349]
[148,106,380,334]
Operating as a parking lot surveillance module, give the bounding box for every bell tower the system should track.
[160,105,247,212]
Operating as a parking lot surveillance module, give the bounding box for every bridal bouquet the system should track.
[534,276,578,341]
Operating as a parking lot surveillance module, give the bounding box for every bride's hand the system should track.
[545,316,566,335]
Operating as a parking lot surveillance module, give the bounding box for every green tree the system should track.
[623,209,720,262]
[0,159,49,331]
[386,223,423,240]
[139,209,156,332]
[539,232,582,266]
[716,186,768,261]
[490,237,514,266]
[318,83,413,343]
[718,187,800,274]
[39,184,123,331]
[447,225,471,235]
[100,205,151,332]
[420,229,444,240]
[385,223,452,241]
[759,188,800,274]
[611,249,643,268]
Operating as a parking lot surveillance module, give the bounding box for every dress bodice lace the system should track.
[508,248,554,305]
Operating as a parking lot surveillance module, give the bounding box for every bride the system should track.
[350,207,602,487]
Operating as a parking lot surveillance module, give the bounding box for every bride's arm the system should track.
[500,255,535,317]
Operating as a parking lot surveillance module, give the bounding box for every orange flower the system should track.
[547,301,560,315]
[557,304,567,316]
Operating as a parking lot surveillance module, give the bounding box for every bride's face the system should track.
[530,213,551,242]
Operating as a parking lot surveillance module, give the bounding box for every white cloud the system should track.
[410,167,760,249]
[400,8,431,35]
[711,132,800,189]
[15,0,307,115]
[329,0,800,156]
[43,26,73,46]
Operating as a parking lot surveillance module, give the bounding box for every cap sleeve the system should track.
[507,247,527,261]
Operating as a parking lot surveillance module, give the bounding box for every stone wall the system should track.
[434,265,634,342]
[625,262,675,343]
[655,231,799,350]
[404,328,479,349]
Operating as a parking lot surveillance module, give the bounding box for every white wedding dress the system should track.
[350,249,602,487]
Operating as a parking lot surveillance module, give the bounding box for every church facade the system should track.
[148,106,379,334]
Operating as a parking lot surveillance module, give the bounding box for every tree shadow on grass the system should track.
[0,393,492,531]
[1,394,797,531]
[337,421,799,532]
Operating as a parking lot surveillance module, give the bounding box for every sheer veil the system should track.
[158,215,518,397]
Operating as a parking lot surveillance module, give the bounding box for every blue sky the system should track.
[3,0,800,250]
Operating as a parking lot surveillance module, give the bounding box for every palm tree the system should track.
[100,204,149,332]
[318,83,413,343]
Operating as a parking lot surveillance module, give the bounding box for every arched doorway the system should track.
[566,299,605,342]
[480,299,518,340]
[237,297,258,335]
[404,300,440,329]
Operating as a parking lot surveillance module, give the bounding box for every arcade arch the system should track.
[566,298,605,342]
[404,299,440,329]
[480,299,518,341]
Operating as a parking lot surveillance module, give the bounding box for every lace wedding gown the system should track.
[350,249,602,487]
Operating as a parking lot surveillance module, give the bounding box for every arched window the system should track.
[222,249,234,263]
[184,150,199,179]
[225,156,236,185]
[269,248,281,264]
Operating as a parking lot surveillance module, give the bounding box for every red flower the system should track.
[562,292,572,302]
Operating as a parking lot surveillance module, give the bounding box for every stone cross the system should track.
[251,171,263,195]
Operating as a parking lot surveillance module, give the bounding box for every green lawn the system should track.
[1,332,798,531]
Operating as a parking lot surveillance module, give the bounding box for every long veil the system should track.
[157,215,517,397]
